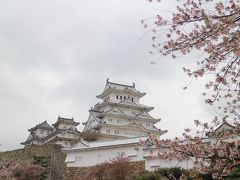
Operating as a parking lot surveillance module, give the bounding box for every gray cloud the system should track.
[0,0,213,151]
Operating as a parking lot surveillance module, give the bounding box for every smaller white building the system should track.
[21,116,81,148]
[64,136,193,171]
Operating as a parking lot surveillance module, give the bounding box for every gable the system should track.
[137,112,153,119]
[119,99,136,106]
[109,107,125,116]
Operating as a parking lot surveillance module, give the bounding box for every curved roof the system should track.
[97,86,146,99]
[52,116,80,127]
[22,128,80,145]
[96,80,146,99]
[94,121,166,135]
[67,136,149,151]
[94,100,154,112]
[28,121,53,132]
[96,106,160,123]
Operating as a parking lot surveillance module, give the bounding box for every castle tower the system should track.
[21,116,81,148]
[82,80,167,140]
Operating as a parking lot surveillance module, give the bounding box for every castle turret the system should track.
[21,121,53,146]
[21,116,80,148]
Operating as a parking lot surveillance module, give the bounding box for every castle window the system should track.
[117,119,120,123]
[131,98,134,101]
[124,96,126,100]
[120,96,122,99]
[108,118,113,122]
[116,95,118,99]
[115,130,119,134]
[65,141,68,145]
[106,129,110,134]
[75,156,82,161]
[40,130,43,134]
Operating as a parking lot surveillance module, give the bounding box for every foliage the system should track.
[32,155,50,180]
[144,0,240,110]
[225,167,240,179]
[136,167,191,180]
[143,0,240,179]
[81,132,98,141]
[84,155,135,180]
[155,167,191,180]
[0,161,45,180]
[135,172,161,180]
[85,162,109,180]
[149,118,240,179]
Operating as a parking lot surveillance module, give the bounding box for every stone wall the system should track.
[64,161,146,180]
[0,144,66,180]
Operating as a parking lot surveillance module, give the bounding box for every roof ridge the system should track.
[107,79,135,88]
[89,135,148,144]
[58,116,74,120]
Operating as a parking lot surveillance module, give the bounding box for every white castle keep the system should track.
[82,79,167,140]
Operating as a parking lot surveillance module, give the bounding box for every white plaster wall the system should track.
[66,145,143,167]
[65,144,194,171]
[143,148,194,171]
[118,106,142,116]
[58,123,75,130]
[145,158,194,171]
[142,122,153,129]
[35,129,51,138]
[108,92,140,104]
[99,126,148,138]
[103,115,156,132]
[103,116,128,125]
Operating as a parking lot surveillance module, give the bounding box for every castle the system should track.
[22,80,239,171]
[22,80,193,170]
[21,116,80,148]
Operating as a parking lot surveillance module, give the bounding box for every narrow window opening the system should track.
[106,129,111,134]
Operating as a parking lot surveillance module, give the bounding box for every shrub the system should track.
[84,156,135,180]
[136,167,192,180]
[135,172,161,180]
[0,161,45,180]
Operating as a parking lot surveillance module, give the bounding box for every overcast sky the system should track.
[0,0,216,151]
